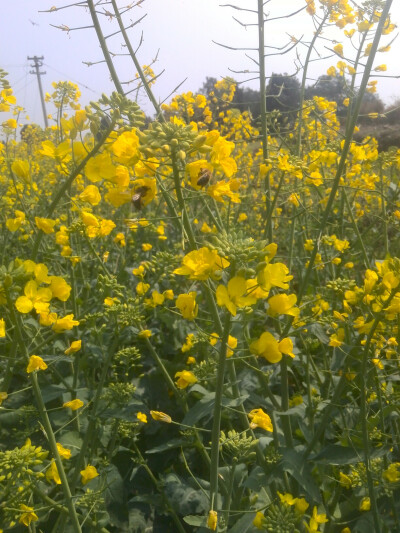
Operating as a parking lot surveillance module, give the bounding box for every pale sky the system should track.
[2,0,400,126]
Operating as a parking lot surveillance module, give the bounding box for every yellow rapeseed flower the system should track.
[27,355,48,373]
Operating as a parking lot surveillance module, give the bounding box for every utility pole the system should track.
[27,55,48,128]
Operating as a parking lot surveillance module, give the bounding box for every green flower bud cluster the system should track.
[264,444,282,466]
[192,359,217,381]
[112,346,142,380]
[102,382,136,407]
[107,301,144,327]
[97,273,125,299]
[143,251,180,280]
[264,503,300,533]
[0,68,11,90]
[117,420,139,440]
[0,439,48,488]
[139,120,206,158]
[326,277,357,295]
[207,230,268,266]
[88,91,145,128]
[219,430,258,464]
[77,488,105,513]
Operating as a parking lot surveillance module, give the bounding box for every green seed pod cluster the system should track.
[264,503,300,533]
[206,230,268,266]
[219,430,259,464]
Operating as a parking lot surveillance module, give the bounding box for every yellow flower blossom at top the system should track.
[52,314,80,333]
[11,159,30,182]
[253,511,266,530]
[138,329,152,339]
[112,130,140,166]
[80,464,99,485]
[63,398,84,410]
[0,391,8,405]
[150,410,172,423]
[175,370,198,389]
[35,217,56,234]
[19,505,38,527]
[383,462,400,482]
[267,293,299,317]
[257,262,293,292]
[174,247,229,281]
[65,340,82,355]
[248,408,273,432]
[176,292,198,320]
[85,151,116,182]
[216,276,257,316]
[57,442,71,459]
[137,412,147,423]
[46,460,61,484]
[27,355,48,373]
[79,184,101,205]
[304,506,328,532]
[333,44,344,57]
[207,510,218,531]
[0,318,5,338]
[250,332,294,363]
[359,497,370,511]
[49,276,71,301]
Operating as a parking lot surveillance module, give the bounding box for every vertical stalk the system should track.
[209,312,231,527]
[257,0,272,242]
[86,0,124,94]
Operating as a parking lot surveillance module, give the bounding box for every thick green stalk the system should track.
[6,296,82,533]
[110,0,165,120]
[257,0,271,242]
[209,312,231,524]
[296,11,329,156]
[86,0,124,94]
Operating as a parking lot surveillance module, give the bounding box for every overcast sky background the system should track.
[2,0,400,126]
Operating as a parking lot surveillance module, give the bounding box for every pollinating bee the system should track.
[132,186,149,210]
[197,168,212,188]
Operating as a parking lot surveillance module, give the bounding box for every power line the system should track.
[43,62,100,94]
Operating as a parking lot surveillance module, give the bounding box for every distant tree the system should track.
[231,85,261,119]
[305,74,348,116]
[265,73,301,126]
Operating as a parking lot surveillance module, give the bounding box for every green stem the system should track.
[6,296,82,533]
[110,0,165,120]
[86,0,124,94]
[209,312,231,523]
[257,0,271,242]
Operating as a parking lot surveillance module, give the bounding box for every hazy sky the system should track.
[2,0,400,126]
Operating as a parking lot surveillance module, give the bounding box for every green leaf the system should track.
[146,437,190,454]
[310,444,390,465]
[183,515,207,526]
[278,448,321,502]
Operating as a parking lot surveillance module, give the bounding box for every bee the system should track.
[132,186,149,210]
[197,168,212,188]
